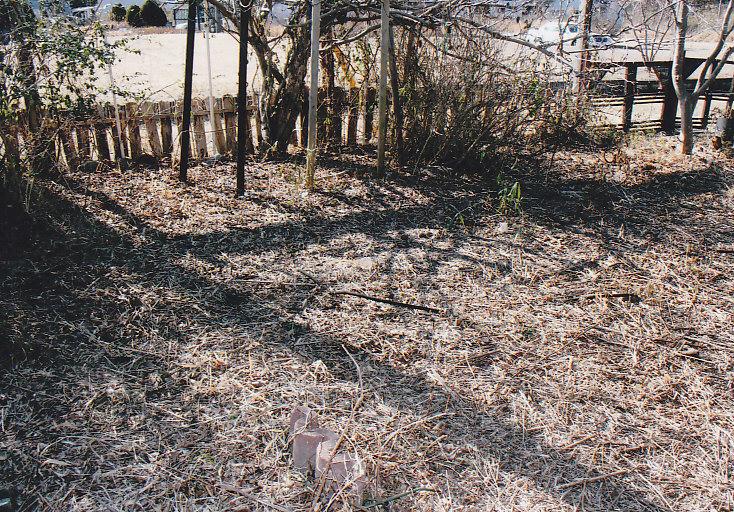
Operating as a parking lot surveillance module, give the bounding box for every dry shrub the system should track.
[393,27,602,173]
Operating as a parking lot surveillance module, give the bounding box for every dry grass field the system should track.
[1,138,733,511]
[106,30,264,100]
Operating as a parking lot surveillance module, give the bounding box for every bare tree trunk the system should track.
[264,25,311,157]
[672,0,695,154]
[321,27,335,143]
[376,0,390,176]
[574,0,593,95]
[679,95,694,155]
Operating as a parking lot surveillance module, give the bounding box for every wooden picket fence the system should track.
[6,72,734,171]
[51,86,378,165]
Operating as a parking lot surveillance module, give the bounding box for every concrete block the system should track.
[292,428,337,475]
[289,405,319,438]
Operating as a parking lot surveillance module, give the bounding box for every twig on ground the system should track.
[219,483,292,512]
[333,291,442,314]
[360,487,438,509]
[557,469,631,490]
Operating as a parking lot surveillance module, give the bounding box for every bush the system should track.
[139,0,167,27]
[110,3,125,21]
[395,32,541,171]
[125,5,142,27]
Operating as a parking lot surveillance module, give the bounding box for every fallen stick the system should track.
[557,469,630,490]
[567,292,641,303]
[220,483,292,512]
[333,290,441,314]
[296,270,442,314]
[360,487,437,509]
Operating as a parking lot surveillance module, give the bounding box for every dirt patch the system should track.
[1,143,733,511]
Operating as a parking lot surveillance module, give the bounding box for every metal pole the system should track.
[305,0,321,190]
[179,0,197,182]
[236,0,250,196]
[376,0,389,176]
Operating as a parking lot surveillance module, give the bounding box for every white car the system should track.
[526,22,579,45]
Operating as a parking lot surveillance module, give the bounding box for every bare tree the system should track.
[625,0,734,153]
[673,0,734,154]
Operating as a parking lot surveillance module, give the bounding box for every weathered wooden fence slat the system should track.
[192,99,208,159]
[76,124,91,160]
[221,95,237,155]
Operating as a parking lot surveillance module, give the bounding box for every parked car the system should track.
[526,23,615,49]
[526,22,579,45]
[588,33,615,48]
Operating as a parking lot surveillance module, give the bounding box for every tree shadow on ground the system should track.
[4,158,732,510]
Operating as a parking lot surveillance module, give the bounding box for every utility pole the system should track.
[376,0,389,176]
[236,0,250,196]
[179,0,197,182]
[305,0,321,190]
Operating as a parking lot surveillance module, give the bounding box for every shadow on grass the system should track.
[5,158,731,510]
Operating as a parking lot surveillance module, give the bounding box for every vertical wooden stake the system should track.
[305,0,321,190]
[203,1,225,155]
[180,0,197,182]
[376,0,389,176]
[236,0,250,196]
[388,24,403,166]
[107,58,126,163]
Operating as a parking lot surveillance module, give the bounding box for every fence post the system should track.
[623,64,637,133]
